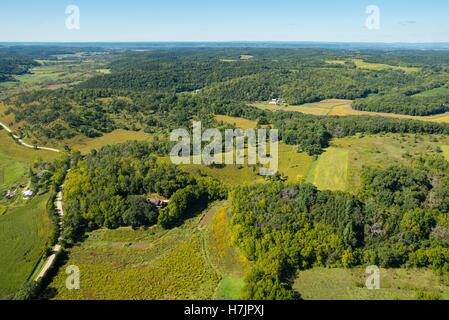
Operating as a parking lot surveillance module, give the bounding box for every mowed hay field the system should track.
[306,134,449,192]
[0,194,52,299]
[294,268,449,300]
[251,99,449,123]
[49,216,221,300]
[306,147,349,192]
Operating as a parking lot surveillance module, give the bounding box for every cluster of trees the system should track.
[230,155,449,299]
[61,141,227,244]
[353,94,449,116]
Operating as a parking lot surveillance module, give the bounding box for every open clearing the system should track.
[305,134,449,192]
[252,99,449,123]
[306,147,349,192]
[49,203,245,300]
[215,115,259,129]
[353,59,420,74]
[294,268,449,300]
[442,145,449,161]
[67,129,156,154]
[0,194,52,299]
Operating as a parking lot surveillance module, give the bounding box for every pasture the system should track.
[294,268,449,300]
[215,115,258,129]
[0,194,52,299]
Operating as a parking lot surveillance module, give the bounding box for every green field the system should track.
[67,129,156,154]
[0,194,52,299]
[442,145,449,161]
[414,86,449,97]
[48,202,248,300]
[306,147,349,192]
[294,268,449,300]
[353,59,420,74]
[0,130,60,195]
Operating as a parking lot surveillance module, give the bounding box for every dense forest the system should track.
[230,155,449,299]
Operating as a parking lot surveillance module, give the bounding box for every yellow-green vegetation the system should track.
[0,204,6,216]
[294,268,449,300]
[0,194,52,299]
[50,216,221,300]
[325,60,347,65]
[204,205,250,299]
[442,145,449,161]
[215,115,258,129]
[252,99,449,123]
[252,99,352,115]
[278,144,314,182]
[67,129,156,154]
[414,86,449,97]
[353,59,420,74]
[306,147,349,192]
[306,134,449,192]
[0,130,59,194]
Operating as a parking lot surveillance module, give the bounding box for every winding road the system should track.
[0,121,60,153]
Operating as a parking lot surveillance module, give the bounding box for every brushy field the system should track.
[294,268,449,300]
[277,144,314,182]
[49,217,221,300]
[0,194,52,299]
[67,129,156,154]
[414,86,449,97]
[442,145,449,161]
[204,204,250,300]
[306,147,349,192]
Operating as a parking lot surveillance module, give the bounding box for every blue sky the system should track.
[1,0,449,42]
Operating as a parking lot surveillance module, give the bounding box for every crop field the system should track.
[49,215,221,300]
[306,147,349,192]
[294,268,449,300]
[353,59,420,74]
[0,193,52,299]
[67,129,156,154]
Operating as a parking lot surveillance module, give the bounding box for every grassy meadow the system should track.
[294,268,449,300]
[352,59,421,74]
[49,203,240,300]
[0,194,52,299]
